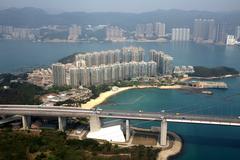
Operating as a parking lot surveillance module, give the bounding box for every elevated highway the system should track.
[0,105,240,126]
[1,105,240,146]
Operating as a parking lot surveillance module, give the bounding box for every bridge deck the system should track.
[0,105,240,126]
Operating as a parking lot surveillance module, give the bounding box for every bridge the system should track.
[1,105,240,146]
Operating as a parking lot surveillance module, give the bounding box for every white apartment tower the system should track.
[52,63,66,87]
[155,22,166,37]
[172,28,190,41]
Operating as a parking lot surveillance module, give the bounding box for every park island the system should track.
[0,46,240,160]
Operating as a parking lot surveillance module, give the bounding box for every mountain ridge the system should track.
[0,7,239,32]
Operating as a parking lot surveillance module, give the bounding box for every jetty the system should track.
[191,81,228,89]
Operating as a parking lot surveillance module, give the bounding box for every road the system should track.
[0,105,240,126]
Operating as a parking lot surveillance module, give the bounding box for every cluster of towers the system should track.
[52,47,173,87]
[136,22,166,39]
[69,61,157,87]
[75,47,144,67]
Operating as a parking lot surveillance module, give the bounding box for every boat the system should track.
[201,90,213,95]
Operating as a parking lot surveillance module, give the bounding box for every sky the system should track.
[0,0,240,13]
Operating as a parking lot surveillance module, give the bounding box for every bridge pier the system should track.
[160,119,168,146]
[58,117,66,132]
[22,115,31,130]
[89,115,101,132]
[126,119,130,141]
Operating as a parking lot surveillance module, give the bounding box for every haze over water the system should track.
[0,40,240,73]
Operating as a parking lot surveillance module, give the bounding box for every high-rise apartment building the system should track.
[103,65,112,84]
[161,54,174,75]
[149,50,173,75]
[69,68,80,87]
[75,47,144,67]
[67,61,157,87]
[122,46,144,62]
[52,63,66,87]
[154,22,165,37]
[68,25,81,41]
[235,26,240,41]
[135,22,165,39]
[145,23,154,38]
[79,68,91,87]
[193,19,216,42]
[208,19,216,42]
[106,26,124,41]
[147,61,158,77]
[136,24,145,39]
[171,28,190,41]
[215,24,226,44]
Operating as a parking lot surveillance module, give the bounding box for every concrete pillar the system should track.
[89,115,101,132]
[58,117,66,132]
[22,115,31,130]
[160,119,168,146]
[126,119,130,141]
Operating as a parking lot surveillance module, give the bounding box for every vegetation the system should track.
[113,80,140,88]
[190,66,239,77]
[46,86,72,94]
[0,129,160,160]
[58,52,85,64]
[0,74,44,104]
[89,84,111,99]
[55,99,88,107]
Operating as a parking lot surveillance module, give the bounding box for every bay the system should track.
[99,77,240,160]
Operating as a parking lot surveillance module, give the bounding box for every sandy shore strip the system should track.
[157,132,182,160]
[81,85,185,109]
[81,86,135,109]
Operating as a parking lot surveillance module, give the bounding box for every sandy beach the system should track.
[81,86,135,109]
[81,85,185,109]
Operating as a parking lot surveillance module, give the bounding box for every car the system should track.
[95,108,103,114]
[238,116,240,119]
[96,108,103,111]
[160,116,164,119]
[176,113,180,116]
[161,110,165,113]
[139,110,143,113]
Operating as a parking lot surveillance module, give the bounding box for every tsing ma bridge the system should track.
[0,105,240,146]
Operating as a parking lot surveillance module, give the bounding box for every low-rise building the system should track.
[27,68,53,87]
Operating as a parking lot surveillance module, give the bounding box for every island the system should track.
[189,66,239,78]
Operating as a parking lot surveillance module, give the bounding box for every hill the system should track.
[0,7,240,32]
[190,66,239,77]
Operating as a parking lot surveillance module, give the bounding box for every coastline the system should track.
[81,86,135,109]
[158,132,183,160]
[190,74,240,80]
[81,85,185,109]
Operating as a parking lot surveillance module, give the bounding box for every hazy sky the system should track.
[1,0,240,13]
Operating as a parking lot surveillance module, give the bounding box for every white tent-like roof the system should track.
[87,125,126,142]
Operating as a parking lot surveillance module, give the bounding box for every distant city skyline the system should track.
[0,0,240,13]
